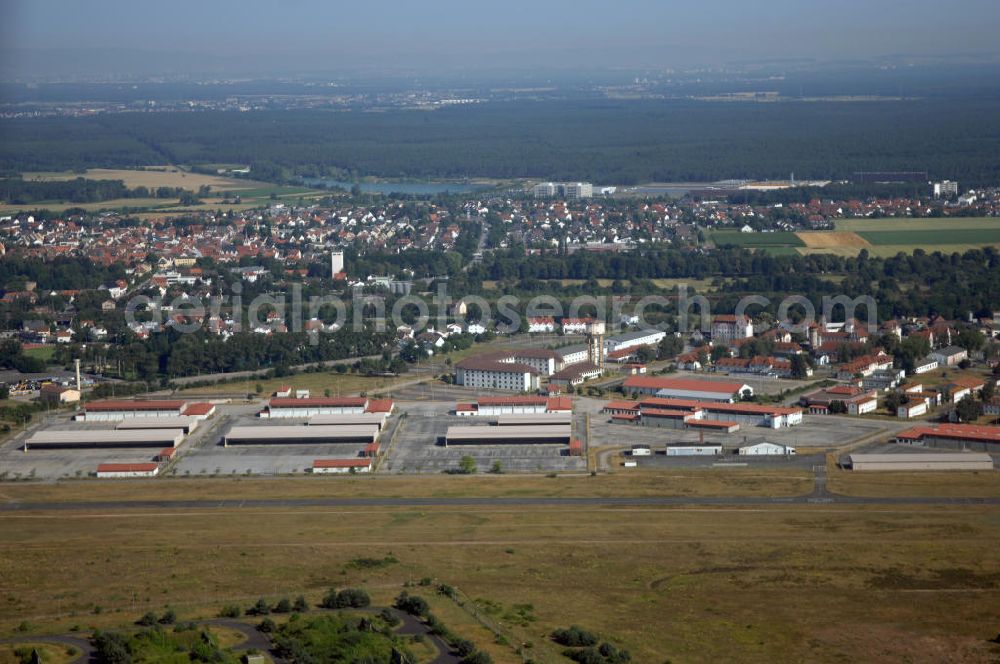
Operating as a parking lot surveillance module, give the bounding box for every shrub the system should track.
[293,595,309,612]
[394,592,429,617]
[461,653,493,664]
[452,638,477,656]
[273,598,292,614]
[158,608,176,625]
[136,612,158,627]
[218,605,241,618]
[92,631,131,664]
[257,618,276,633]
[552,626,599,647]
[247,598,270,616]
[321,588,370,609]
[562,643,631,664]
[378,608,401,627]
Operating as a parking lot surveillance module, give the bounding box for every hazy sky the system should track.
[3,0,1000,77]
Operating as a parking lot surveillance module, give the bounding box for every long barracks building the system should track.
[895,423,1000,452]
[259,397,394,419]
[605,397,803,430]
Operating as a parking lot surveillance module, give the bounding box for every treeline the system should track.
[470,246,854,282]
[5,98,1000,185]
[469,246,1000,321]
[0,256,125,291]
[106,327,397,381]
[0,177,191,204]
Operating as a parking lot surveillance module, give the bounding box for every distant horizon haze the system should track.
[2,0,1000,78]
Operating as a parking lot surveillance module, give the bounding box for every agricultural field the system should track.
[715,218,1000,257]
[2,167,326,215]
[710,230,805,249]
[833,217,1000,233]
[2,494,999,663]
[793,217,1000,256]
[21,167,254,192]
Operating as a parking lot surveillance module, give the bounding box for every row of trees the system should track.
[0,177,200,204]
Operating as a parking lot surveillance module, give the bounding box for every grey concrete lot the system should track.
[169,406,377,477]
[0,413,165,480]
[384,407,585,474]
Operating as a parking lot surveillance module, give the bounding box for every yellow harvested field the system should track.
[22,167,256,192]
[796,231,871,248]
[0,197,168,215]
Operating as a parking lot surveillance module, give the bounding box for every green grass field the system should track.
[834,217,1000,233]
[710,230,806,248]
[21,346,55,362]
[858,228,1000,246]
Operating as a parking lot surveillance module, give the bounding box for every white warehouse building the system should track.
[604,329,667,355]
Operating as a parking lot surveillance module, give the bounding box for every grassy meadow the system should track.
[2,497,999,663]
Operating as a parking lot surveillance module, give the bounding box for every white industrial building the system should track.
[96,462,160,478]
[307,413,388,429]
[847,452,993,471]
[115,417,198,434]
[25,429,184,450]
[312,458,372,474]
[737,441,796,456]
[532,182,593,199]
[603,329,666,355]
[78,400,189,422]
[224,425,379,446]
[455,396,572,416]
[623,376,751,402]
[259,397,393,419]
[665,443,723,456]
[444,424,572,446]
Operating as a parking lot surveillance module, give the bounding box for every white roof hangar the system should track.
[444,424,572,446]
[223,424,380,446]
[115,417,199,434]
[847,452,993,471]
[25,429,184,450]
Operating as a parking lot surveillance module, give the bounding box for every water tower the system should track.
[585,320,606,370]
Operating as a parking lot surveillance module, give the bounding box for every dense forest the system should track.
[3,98,1000,185]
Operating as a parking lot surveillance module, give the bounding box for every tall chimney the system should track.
[74,358,81,393]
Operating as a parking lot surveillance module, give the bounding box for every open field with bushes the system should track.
[2,498,999,663]
[1,167,325,215]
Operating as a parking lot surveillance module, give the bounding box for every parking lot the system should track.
[169,407,383,476]
[384,402,585,474]
[0,414,169,480]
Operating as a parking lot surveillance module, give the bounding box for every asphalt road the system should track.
[2,492,998,511]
